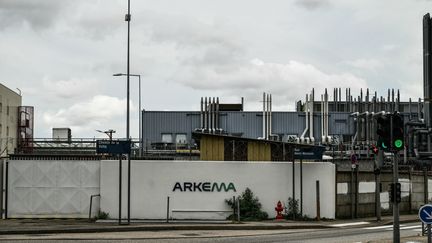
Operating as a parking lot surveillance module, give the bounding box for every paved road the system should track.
[0,222,426,242]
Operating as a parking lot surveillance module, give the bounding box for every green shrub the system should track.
[94,210,109,220]
[285,197,300,220]
[225,187,268,221]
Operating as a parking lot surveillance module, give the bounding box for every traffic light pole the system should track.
[392,115,400,243]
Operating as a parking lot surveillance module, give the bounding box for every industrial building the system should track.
[0,84,23,157]
[2,13,432,221]
[142,88,421,160]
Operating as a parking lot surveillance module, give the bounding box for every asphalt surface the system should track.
[0,214,426,242]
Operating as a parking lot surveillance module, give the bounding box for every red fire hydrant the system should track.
[275,200,284,220]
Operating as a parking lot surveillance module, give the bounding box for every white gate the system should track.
[7,160,100,218]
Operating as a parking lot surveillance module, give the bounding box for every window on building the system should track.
[175,134,187,144]
[6,105,9,115]
[6,126,9,136]
[161,133,173,143]
[0,103,2,113]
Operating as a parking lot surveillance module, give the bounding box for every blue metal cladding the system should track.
[142,110,356,144]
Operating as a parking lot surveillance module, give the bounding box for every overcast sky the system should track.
[0,0,430,139]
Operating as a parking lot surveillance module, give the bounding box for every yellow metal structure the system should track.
[200,135,224,160]
[247,141,271,161]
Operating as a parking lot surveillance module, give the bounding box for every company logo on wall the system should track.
[173,182,236,192]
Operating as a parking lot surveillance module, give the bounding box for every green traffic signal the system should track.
[381,141,388,149]
[394,139,403,148]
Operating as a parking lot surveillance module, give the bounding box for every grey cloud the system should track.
[0,0,71,30]
[295,0,330,10]
[140,11,246,67]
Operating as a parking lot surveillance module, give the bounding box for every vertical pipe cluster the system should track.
[262,92,273,140]
[200,97,221,134]
[321,89,330,144]
[301,90,315,144]
[317,87,407,146]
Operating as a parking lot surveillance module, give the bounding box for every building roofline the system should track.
[0,83,21,97]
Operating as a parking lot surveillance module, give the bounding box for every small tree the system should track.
[226,187,268,221]
[285,197,300,220]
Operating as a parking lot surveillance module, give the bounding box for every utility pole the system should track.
[392,114,400,243]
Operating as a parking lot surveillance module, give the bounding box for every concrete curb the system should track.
[0,216,419,235]
[0,224,333,235]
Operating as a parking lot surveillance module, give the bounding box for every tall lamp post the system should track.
[115,0,132,225]
[113,73,142,156]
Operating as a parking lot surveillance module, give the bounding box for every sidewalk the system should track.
[0,214,420,235]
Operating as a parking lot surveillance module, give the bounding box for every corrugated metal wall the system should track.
[247,141,271,161]
[199,136,224,161]
[142,111,355,145]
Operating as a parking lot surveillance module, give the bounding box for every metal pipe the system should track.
[321,94,324,143]
[209,98,213,133]
[200,97,204,129]
[126,0,131,225]
[300,94,309,140]
[216,97,220,132]
[166,196,170,223]
[324,89,330,142]
[316,180,320,220]
[349,88,351,112]
[267,93,271,139]
[292,157,295,220]
[89,194,101,221]
[263,92,266,139]
[210,97,216,133]
[409,98,412,120]
[300,151,303,216]
[388,89,390,112]
[269,94,272,139]
[346,88,349,112]
[204,97,208,131]
[119,156,122,224]
[310,90,314,143]
[5,161,8,219]
[418,98,422,121]
[397,89,400,112]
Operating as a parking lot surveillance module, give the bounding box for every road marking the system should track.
[363,225,395,230]
[331,222,370,227]
[399,225,422,230]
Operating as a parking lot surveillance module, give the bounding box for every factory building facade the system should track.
[0,84,22,157]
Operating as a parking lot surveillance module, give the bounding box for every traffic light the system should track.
[389,182,402,203]
[389,183,394,203]
[376,115,391,151]
[395,182,401,203]
[392,114,404,150]
[371,144,379,155]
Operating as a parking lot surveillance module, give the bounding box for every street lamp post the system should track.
[113,73,142,156]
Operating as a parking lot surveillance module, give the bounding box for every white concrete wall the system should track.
[100,160,335,220]
[7,160,100,218]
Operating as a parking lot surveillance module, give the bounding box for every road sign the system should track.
[96,140,131,154]
[419,205,432,224]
